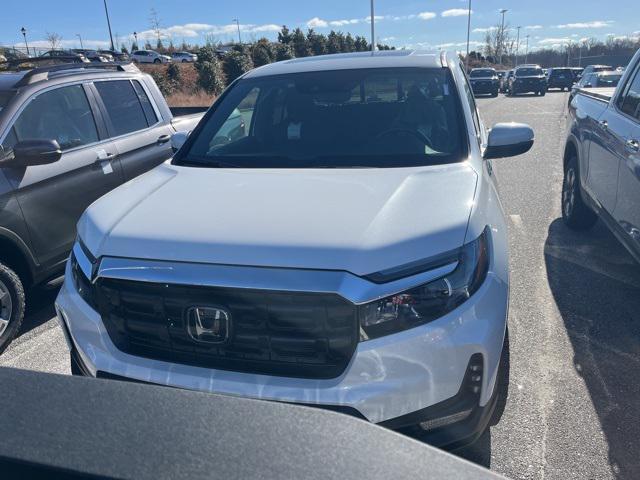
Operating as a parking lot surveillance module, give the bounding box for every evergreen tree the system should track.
[327,31,341,54]
[223,50,254,83]
[274,43,295,61]
[344,33,356,53]
[291,28,309,57]
[278,25,293,45]
[306,29,327,56]
[252,39,274,67]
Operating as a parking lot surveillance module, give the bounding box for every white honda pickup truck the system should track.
[56,50,534,449]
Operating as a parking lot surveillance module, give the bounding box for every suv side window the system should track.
[95,80,151,137]
[11,84,99,151]
[132,81,158,125]
[617,68,640,121]
[460,65,482,142]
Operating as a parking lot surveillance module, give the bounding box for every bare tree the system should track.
[46,32,63,50]
[483,23,513,65]
[149,8,163,46]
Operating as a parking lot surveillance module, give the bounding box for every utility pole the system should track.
[76,34,84,49]
[21,27,29,56]
[525,34,530,64]
[578,44,582,67]
[103,0,115,51]
[233,19,242,44]
[465,0,472,71]
[497,9,508,65]
[370,0,376,51]
[515,26,521,67]
[133,31,138,48]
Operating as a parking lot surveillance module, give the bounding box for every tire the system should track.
[153,58,161,64]
[182,59,188,63]
[489,327,510,427]
[540,89,546,96]
[0,263,26,355]
[492,91,499,97]
[562,155,598,230]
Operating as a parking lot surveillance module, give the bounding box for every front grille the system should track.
[95,278,359,379]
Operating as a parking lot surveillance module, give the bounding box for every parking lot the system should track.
[2,90,639,479]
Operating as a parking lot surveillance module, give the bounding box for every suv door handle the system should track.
[95,152,117,163]
[626,139,640,153]
[157,135,171,144]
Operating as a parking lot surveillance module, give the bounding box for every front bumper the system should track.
[471,82,499,94]
[56,262,508,441]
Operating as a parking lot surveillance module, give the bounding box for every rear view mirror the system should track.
[484,123,534,159]
[171,131,190,153]
[2,139,62,167]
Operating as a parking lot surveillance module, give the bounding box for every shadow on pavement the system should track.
[545,218,640,479]
[18,286,60,338]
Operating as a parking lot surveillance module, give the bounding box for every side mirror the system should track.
[2,139,62,167]
[171,131,190,153]
[484,123,534,159]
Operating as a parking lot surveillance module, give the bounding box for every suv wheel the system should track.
[0,263,26,355]
[153,58,161,64]
[562,155,598,230]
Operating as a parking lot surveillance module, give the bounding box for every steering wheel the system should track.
[376,128,431,146]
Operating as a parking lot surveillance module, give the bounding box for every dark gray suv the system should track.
[0,62,203,352]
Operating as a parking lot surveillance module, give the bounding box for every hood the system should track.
[78,163,478,276]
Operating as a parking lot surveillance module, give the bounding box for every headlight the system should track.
[70,241,97,309]
[359,227,490,341]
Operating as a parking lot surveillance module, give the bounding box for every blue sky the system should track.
[1,0,638,52]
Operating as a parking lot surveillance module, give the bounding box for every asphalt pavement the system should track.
[2,91,639,479]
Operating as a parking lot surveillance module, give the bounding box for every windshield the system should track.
[516,68,543,77]
[177,68,468,169]
[550,69,571,76]
[470,69,495,78]
[595,74,622,87]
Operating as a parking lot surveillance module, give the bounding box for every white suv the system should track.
[56,51,533,449]
[131,50,171,64]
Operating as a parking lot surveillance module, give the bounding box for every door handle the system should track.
[599,120,608,129]
[157,134,171,144]
[626,139,640,153]
[94,152,117,163]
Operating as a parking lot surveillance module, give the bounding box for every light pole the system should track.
[497,8,508,66]
[465,0,472,71]
[370,0,376,51]
[76,34,84,49]
[525,34,530,64]
[233,19,242,44]
[103,0,115,51]
[133,31,138,48]
[515,26,521,67]
[20,27,29,56]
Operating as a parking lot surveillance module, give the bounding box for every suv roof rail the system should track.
[13,61,139,88]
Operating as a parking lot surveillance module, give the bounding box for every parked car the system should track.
[469,68,499,96]
[40,49,90,63]
[508,65,547,96]
[578,64,613,81]
[546,67,575,91]
[570,67,584,80]
[0,62,204,353]
[131,50,171,64]
[56,50,534,449]
[171,51,197,63]
[562,48,640,263]
[71,49,110,62]
[99,49,129,62]
[568,71,623,106]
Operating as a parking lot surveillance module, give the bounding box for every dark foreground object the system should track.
[0,367,503,480]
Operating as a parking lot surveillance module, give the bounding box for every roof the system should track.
[245,50,446,78]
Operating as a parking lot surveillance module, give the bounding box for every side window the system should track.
[618,68,640,120]
[132,81,158,125]
[95,80,150,137]
[12,84,99,151]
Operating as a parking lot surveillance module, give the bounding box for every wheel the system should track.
[562,155,598,230]
[540,89,546,96]
[489,327,510,427]
[182,59,188,63]
[0,263,26,355]
[153,58,161,64]
[492,91,499,97]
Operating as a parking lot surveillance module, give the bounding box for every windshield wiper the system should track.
[176,157,242,168]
